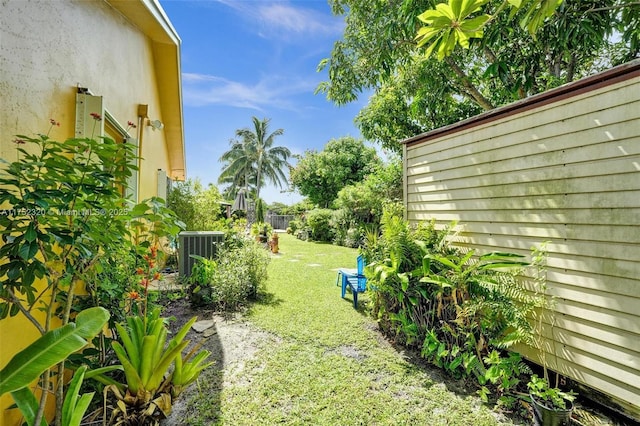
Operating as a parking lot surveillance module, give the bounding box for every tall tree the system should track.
[318,0,639,153]
[290,136,381,208]
[218,117,291,202]
[218,138,257,199]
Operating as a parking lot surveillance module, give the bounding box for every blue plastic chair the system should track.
[336,255,367,308]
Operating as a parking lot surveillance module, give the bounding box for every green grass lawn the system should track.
[181,234,517,425]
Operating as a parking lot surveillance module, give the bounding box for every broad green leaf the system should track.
[25,223,37,242]
[151,326,168,369]
[68,393,94,426]
[0,325,81,396]
[426,253,460,271]
[419,275,453,288]
[0,307,109,396]
[74,306,109,339]
[115,323,140,371]
[400,273,409,292]
[451,0,463,18]
[449,355,463,371]
[62,366,87,426]
[18,240,38,260]
[145,341,188,392]
[461,14,491,34]
[112,341,143,394]
[10,387,47,426]
[139,335,158,386]
[459,0,487,19]
[435,2,455,20]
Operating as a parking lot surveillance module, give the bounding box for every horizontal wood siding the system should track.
[404,68,640,418]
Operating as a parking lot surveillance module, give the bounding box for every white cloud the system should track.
[182,72,318,111]
[213,0,343,40]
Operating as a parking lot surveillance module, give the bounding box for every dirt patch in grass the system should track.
[324,344,368,362]
[160,298,278,424]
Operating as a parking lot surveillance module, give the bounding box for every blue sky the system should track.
[159,0,370,205]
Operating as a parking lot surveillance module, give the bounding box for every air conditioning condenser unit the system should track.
[178,231,225,277]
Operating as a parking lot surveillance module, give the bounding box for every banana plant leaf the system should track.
[0,307,109,396]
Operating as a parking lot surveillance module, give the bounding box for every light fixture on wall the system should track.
[148,119,164,131]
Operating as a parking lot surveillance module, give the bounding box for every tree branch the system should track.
[444,57,495,110]
[4,288,46,334]
[586,2,640,13]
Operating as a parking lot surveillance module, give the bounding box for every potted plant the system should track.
[528,374,575,426]
[527,243,576,426]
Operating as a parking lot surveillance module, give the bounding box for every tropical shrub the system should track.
[107,308,213,424]
[0,307,112,426]
[167,178,224,231]
[365,207,537,406]
[255,198,265,223]
[190,255,217,288]
[81,246,138,327]
[188,256,217,307]
[343,227,362,249]
[288,219,300,234]
[0,120,185,423]
[0,121,137,418]
[239,240,270,298]
[306,208,334,242]
[250,221,272,242]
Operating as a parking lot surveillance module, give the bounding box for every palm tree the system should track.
[218,138,257,199]
[218,117,291,202]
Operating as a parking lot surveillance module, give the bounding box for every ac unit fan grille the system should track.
[178,231,225,277]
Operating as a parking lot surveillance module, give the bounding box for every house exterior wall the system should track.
[0,1,183,424]
[403,61,640,418]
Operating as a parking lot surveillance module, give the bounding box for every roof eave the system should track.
[106,0,186,180]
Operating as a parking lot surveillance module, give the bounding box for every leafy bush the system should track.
[0,121,186,423]
[189,238,269,311]
[365,207,537,406]
[167,178,224,231]
[288,220,300,233]
[237,240,270,298]
[330,208,353,246]
[306,208,334,242]
[250,221,273,240]
[190,255,217,287]
[344,227,362,248]
[78,246,139,329]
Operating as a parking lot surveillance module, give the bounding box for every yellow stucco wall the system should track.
[0,1,182,424]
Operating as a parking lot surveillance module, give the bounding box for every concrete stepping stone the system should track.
[192,319,215,333]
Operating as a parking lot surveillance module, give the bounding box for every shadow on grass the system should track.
[339,289,372,317]
[253,289,284,307]
[160,298,224,425]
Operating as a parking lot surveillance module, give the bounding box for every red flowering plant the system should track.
[106,206,212,425]
[124,244,162,319]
